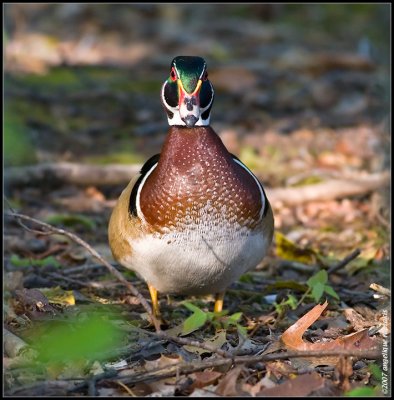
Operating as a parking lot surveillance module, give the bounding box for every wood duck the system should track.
[108,56,274,320]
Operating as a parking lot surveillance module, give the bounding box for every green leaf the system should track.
[228,312,243,323]
[236,324,248,338]
[31,313,125,365]
[182,301,204,314]
[345,387,379,397]
[307,270,328,288]
[181,302,208,335]
[368,363,382,380]
[10,254,61,268]
[285,294,298,310]
[45,214,96,230]
[311,282,325,302]
[324,285,340,300]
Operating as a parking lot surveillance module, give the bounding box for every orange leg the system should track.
[214,291,225,313]
[148,284,161,319]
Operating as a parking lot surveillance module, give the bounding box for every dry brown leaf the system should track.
[343,308,374,331]
[242,371,277,396]
[281,302,380,366]
[281,301,329,351]
[215,366,244,396]
[144,354,182,394]
[144,354,182,372]
[191,370,222,389]
[14,288,58,317]
[257,372,325,396]
[266,360,296,379]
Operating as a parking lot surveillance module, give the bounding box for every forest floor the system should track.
[4,4,390,397]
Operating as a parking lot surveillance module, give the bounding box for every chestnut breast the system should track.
[140,126,262,233]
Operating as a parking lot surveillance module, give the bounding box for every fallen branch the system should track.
[5,163,389,206]
[5,209,161,332]
[68,348,381,393]
[5,162,141,188]
[4,328,29,358]
[268,171,389,206]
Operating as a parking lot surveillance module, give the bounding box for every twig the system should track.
[5,209,161,332]
[113,348,382,387]
[328,248,361,275]
[67,349,381,394]
[62,263,109,275]
[369,283,391,297]
[277,260,317,273]
[46,272,107,289]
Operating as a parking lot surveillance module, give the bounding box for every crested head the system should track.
[161,56,214,127]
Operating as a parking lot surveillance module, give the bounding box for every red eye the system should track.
[170,67,177,82]
[202,71,208,81]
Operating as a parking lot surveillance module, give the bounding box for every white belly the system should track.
[122,224,268,295]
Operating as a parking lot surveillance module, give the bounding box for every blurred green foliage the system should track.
[30,312,125,365]
[45,213,97,231]
[4,104,36,166]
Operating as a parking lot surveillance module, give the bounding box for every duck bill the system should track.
[178,80,202,127]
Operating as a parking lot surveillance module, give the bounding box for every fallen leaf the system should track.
[215,366,244,396]
[141,354,182,395]
[281,301,329,351]
[257,372,325,396]
[343,308,374,331]
[266,360,296,379]
[191,370,222,389]
[14,288,58,317]
[242,371,277,396]
[40,287,75,306]
[281,301,380,366]
[275,231,317,264]
[184,330,227,355]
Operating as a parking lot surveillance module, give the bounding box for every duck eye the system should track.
[170,68,177,82]
[202,71,208,81]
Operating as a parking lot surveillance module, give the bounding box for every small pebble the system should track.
[353,360,366,370]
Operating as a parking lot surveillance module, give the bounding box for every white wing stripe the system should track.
[233,158,266,221]
[136,163,158,224]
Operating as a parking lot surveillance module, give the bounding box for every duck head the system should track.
[161,56,214,127]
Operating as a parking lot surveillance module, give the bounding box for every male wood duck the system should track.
[108,56,274,320]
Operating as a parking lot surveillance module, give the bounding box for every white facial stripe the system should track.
[161,81,213,127]
[173,63,180,79]
[233,158,266,221]
[198,63,207,80]
[136,162,158,223]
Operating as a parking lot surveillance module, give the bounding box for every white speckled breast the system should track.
[123,217,268,295]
